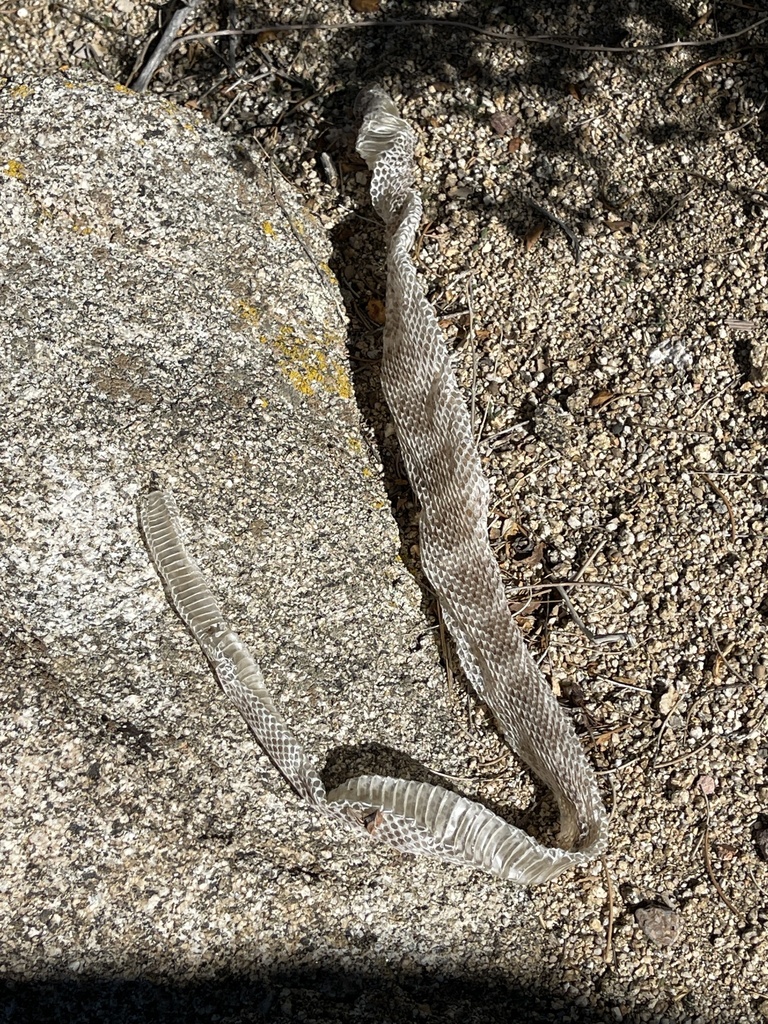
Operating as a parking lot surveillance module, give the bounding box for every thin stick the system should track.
[222,0,239,72]
[697,471,737,542]
[703,795,744,919]
[436,599,455,697]
[477,350,499,442]
[554,583,631,646]
[654,735,715,768]
[553,538,634,646]
[261,152,346,321]
[602,854,615,963]
[596,755,644,775]
[670,53,747,95]
[688,170,768,202]
[747,865,768,901]
[690,377,737,422]
[175,15,768,54]
[709,626,749,685]
[648,186,698,234]
[592,675,653,693]
[132,0,207,93]
[651,701,682,766]
[285,0,313,77]
[485,420,526,447]
[511,457,558,493]
[526,199,581,263]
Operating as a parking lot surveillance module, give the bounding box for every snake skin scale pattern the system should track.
[139,88,607,884]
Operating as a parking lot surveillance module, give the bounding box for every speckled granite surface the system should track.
[0,74,540,1022]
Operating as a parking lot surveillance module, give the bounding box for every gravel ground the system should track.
[2,2,768,1023]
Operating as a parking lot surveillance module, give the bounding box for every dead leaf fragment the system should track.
[362,809,385,834]
[589,389,615,409]
[349,0,380,10]
[501,518,521,539]
[715,843,736,863]
[511,538,545,567]
[366,298,386,325]
[524,222,545,253]
[507,136,523,156]
[635,904,682,947]
[605,219,633,233]
[697,774,716,796]
[658,687,679,716]
[595,730,617,747]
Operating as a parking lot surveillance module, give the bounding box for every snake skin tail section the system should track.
[139,489,326,807]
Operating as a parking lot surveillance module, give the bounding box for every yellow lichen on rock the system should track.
[329,354,353,400]
[262,221,274,236]
[263,324,352,400]
[234,299,261,327]
[11,84,31,99]
[318,261,338,285]
[3,159,25,180]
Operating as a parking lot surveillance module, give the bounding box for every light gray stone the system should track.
[2,74,527,991]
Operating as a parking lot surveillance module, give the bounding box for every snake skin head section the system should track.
[355,88,417,226]
[354,85,400,124]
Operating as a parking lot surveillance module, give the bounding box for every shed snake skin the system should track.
[139,88,607,883]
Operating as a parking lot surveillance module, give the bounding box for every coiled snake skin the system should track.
[139,88,607,884]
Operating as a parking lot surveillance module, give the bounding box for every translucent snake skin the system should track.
[139,88,607,884]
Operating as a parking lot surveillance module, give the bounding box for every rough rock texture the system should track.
[2,9,768,1013]
[0,74,543,1021]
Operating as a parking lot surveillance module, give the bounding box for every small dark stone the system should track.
[755,817,768,862]
[489,111,518,136]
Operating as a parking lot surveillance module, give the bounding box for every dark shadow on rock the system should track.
[320,741,445,794]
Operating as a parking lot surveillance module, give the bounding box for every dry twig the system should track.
[436,600,455,698]
[697,471,737,542]
[131,0,207,93]
[669,53,748,95]
[703,795,744,920]
[526,199,581,263]
[602,854,615,963]
[654,736,716,769]
[222,0,239,72]
[176,15,768,54]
